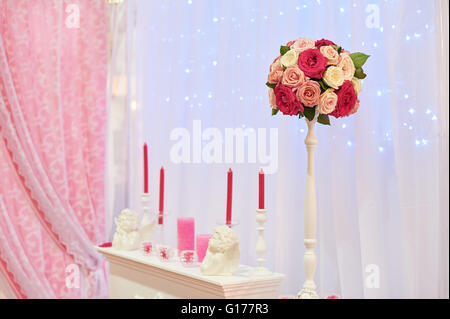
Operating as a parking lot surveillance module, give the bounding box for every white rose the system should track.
[351,77,362,95]
[280,49,299,67]
[323,66,345,89]
[338,53,356,80]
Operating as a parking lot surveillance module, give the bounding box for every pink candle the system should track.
[259,168,265,209]
[196,234,212,262]
[177,217,195,254]
[143,143,149,193]
[226,168,233,225]
[158,166,164,224]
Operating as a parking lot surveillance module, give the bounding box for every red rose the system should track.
[298,49,328,79]
[330,80,357,118]
[274,84,304,116]
[315,38,337,48]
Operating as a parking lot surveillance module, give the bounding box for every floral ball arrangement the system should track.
[266,38,369,125]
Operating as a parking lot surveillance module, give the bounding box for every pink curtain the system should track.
[0,0,108,298]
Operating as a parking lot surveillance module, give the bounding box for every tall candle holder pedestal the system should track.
[253,208,271,276]
[297,111,320,299]
[139,193,156,243]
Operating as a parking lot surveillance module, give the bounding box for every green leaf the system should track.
[349,52,370,68]
[332,45,342,54]
[266,82,277,89]
[298,112,304,119]
[272,108,279,116]
[317,113,330,125]
[280,45,290,56]
[317,79,329,92]
[354,67,367,79]
[282,65,287,71]
[303,106,316,121]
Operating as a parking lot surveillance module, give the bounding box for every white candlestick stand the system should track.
[253,208,271,276]
[141,193,150,215]
[297,110,320,299]
[139,193,156,243]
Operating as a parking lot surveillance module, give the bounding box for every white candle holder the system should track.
[297,110,320,299]
[139,193,156,243]
[253,208,271,276]
[141,193,151,215]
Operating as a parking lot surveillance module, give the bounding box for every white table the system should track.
[97,247,284,299]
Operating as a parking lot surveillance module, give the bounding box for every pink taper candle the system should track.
[226,168,233,225]
[143,143,149,193]
[196,234,212,262]
[158,166,164,224]
[259,168,265,209]
[177,217,195,254]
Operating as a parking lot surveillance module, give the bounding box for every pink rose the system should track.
[270,56,283,72]
[320,45,339,65]
[268,69,283,84]
[298,49,328,79]
[286,40,295,47]
[330,80,357,118]
[315,38,336,48]
[291,38,316,53]
[296,80,321,107]
[317,89,338,114]
[281,65,306,88]
[268,88,277,109]
[274,84,304,116]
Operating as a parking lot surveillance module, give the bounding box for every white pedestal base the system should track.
[297,111,320,299]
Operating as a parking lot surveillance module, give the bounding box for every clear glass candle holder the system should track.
[179,250,198,267]
[156,244,174,262]
[152,210,172,246]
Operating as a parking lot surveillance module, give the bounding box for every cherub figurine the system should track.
[112,209,140,250]
[200,225,240,276]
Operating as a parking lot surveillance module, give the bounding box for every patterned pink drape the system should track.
[0,0,108,298]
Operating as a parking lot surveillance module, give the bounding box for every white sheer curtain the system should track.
[110,0,449,298]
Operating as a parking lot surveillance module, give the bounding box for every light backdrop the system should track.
[109,0,449,298]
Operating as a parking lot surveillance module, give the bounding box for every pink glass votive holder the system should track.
[157,245,174,262]
[177,217,195,255]
[196,234,212,262]
[141,242,153,255]
[179,250,198,267]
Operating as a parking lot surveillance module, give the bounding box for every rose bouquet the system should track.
[266,38,369,125]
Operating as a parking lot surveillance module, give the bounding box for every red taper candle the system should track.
[259,168,265,209]
[143,143,149,193]
[158,166,165,224]
[226,168,233,225]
